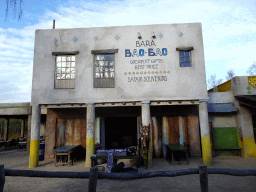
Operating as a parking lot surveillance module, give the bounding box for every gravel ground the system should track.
[1,150,256,192]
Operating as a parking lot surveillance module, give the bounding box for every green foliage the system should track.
[0,118,28,140]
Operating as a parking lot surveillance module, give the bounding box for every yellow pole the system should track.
[85,104,95,167]
[199,102,212,165]
[29,105,41,168]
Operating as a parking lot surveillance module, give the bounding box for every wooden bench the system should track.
[54,145,80,166]
[215,148,242,156]
[165,144,189,165]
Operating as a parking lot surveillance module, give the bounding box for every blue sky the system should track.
[1,0,256,103]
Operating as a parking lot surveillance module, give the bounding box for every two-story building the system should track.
[29,23,212,168]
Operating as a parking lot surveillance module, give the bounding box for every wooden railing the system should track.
[1,164,256,192]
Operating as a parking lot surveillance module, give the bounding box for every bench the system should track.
[54,145,80,166]
[215,148,242,156]
[164,144,189,165]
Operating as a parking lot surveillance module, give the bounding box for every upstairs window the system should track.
[176,47,193,67]
[55,55,76,89]
[179,51,191,67]
[92,49,118,88]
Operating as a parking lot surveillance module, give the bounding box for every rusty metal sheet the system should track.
[56,119,86,148]
[187,115,201,156]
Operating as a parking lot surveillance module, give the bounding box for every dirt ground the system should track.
[1,150,256,192]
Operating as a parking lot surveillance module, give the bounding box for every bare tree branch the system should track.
[247,61,256,76]
[226,69,235,81]
[5,0,23,21]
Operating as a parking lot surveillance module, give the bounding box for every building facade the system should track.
[30,23,212,167]
[208,76,256,157]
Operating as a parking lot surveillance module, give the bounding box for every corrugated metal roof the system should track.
[207,103,237,113]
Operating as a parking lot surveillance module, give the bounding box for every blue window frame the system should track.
[179,51,191,67]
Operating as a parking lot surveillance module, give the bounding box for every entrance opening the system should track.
[105,117,137,149]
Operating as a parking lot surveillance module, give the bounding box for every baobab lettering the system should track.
[125,48,167,57]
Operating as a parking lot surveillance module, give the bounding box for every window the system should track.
[176,47,193,67]
[93,54,115,88]
[55,55,76,89]
[179,51,191,67]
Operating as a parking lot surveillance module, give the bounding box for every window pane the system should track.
[105,66,109,72]
[57,68,61,73]
[185,57,190,61]
[56,74,61,79]
[180,51,184,56]
[180,57,184,62]
[71,62,75,67]
[105,55,110,60]
[62,62,66,67]
[71,74,75,79]
[100,73,104,78]
[62,68,66,73]
[61,74,65,79]
[66,74,70,79]
[99,67,104,72]
[71,68,75,73]
[109,61,114,66]
[96,55,101,60]
[110,72,114,78]
[110,55,114,60]
[62,57,66,61]
[185,51,190,56]
[100,55,104,60]
[105,61,109,66]
[186,62,191,67]
[95,73,100,78]
[71,56,75,61]
[66,68,70,73]
[180,62,186,67]
[109,66,114,71]
[57,56,61,61]
[67,57,71,61]
[66,62,70,67]
[57,62,61,67]
[95,67,100,72]
[99,61,104,66]
[104,72,109,78]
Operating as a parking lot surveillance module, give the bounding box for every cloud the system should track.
[1,0,256,102]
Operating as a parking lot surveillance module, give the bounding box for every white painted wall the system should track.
[31,23,208,105]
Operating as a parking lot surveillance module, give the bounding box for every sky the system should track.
[0,0,256,103]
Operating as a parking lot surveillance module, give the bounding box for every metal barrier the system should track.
[1,164,256,192]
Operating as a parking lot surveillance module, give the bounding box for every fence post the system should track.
[0,165,5,192]
[88,167,98,192]
[199,164,208,192]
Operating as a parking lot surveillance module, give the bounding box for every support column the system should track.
[85,104,95,167]
[141,101,152,167]
[3,118,9,141]
[29,105,41,168]
[199,102,212,165]
[21,119,25,139]
[236,103,256,157]
[27,115,31,153]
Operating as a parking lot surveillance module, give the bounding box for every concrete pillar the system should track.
[100,117,105,150]
[3,118,9,141]
[21,119,25,138]
[141,101,152,166]
[95,117,100,144]
[236,104,256,157]
[27,115,31,153]
[162,116,168,158]
[199,102,212,165]
[29,105,41,168]
[85,104,95,167]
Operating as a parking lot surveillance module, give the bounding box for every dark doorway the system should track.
[105,117,137,149]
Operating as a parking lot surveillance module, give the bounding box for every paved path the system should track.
[1,150,256,192]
